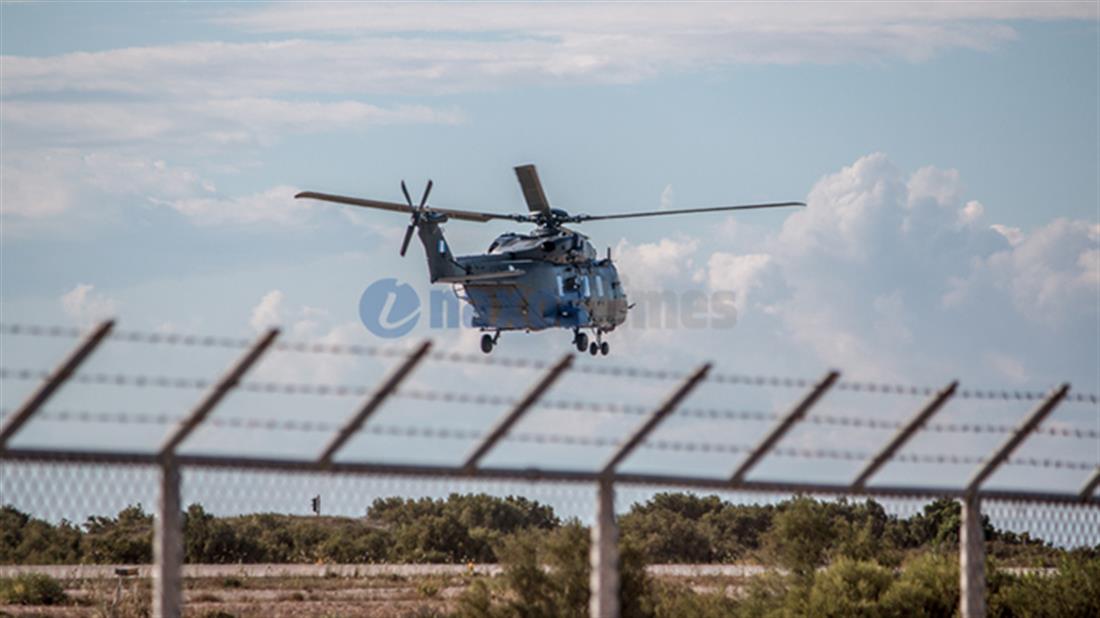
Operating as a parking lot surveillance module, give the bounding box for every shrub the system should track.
[879,552,957,617]
[806,558,894,617]
[763,496,834,576]
[990,556,1100,618]
[0,573,67,605]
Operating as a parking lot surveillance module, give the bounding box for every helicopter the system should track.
[295,165,803,355]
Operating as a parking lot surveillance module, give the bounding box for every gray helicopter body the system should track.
[416,218,629,334]
[296,164,802,354]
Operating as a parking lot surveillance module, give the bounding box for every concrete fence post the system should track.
[959,494,986,618]
[590,477,620,618]
[153,456,182,618]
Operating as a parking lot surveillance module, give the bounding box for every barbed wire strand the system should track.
[9,407,1099,471]
[2,368,1097,441]
[3,323,1096,403]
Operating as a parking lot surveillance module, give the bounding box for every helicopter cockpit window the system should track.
[596,275,604,297]
[488,234,519,253]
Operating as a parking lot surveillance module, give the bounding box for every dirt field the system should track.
[2,572,467,617]
[0,564,766,617]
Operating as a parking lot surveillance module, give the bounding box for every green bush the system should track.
[806,558,894,617]
[990,556,1100,618]
[764,496,835,576]
[879,552,958,617]
[0,573,67,605]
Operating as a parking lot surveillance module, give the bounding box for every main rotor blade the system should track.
[399,223,416,257]
[514,164,551,215]
[295,191,528,223]
[567,201,805,222]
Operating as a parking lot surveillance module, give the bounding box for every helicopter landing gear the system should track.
[573,330,589,353]
[589,331,610,356]
[480,331,500,354]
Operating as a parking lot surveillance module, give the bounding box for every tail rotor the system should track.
[399,179,433,257]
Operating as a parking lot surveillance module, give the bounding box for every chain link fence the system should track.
[1,321,1097,617]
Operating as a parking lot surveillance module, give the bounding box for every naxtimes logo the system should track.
[357,277,738,339]
[358,278,421,338]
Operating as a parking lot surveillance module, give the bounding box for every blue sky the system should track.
[1,2,1098,517]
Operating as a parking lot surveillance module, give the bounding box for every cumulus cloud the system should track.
[613,237,699,290]
[705,252,776,313]
[981,218,1100,325]
[727,152,1096,382]
[61,284,118,326]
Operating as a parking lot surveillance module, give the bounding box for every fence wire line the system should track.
[2,367,1097,441]
[6,408,1097,472]
[3,322,1097,403]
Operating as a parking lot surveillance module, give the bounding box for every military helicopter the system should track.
[296,165,802,355]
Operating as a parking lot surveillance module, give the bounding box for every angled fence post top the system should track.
[731,370,840,484]
[851,380,958,492]
[0,319,115,451]
[319,340,433,465]
[965,383,1070,497]
[463,353,573,472]
[601,363,712,477]
[159,327,280,458]
[1081,467,1100,501]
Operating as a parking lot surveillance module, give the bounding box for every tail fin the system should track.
[417,219,464,283]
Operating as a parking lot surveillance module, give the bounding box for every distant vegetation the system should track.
[454,518,1100,618]
[3,493,1097,616]
[1,492,1082,567]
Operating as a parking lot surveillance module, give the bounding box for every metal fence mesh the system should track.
[1,321,1097,617]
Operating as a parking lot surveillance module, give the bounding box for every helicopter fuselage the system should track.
[416,216,628,334]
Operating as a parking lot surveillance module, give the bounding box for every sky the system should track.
[1,2,1098,522]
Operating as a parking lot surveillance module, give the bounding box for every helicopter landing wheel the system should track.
[574,332,589,352]
[589,342,599,356]
[480,333,494,354]
[600,341,609,356]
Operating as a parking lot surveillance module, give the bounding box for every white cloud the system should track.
[761,152,1096,382]
[164,185,308,226]
[613,237,698,291]
[246,291,368,384]
[3,3,1092,104]
[907,165,962,208]
[778,152,904,262]
[958,200,985,226]
[705,252,775,313]
[249,289,285,332]
[982,218,1099,325]
[991,223,1024,246]
[60,284,118,326]
[1,99,463,148]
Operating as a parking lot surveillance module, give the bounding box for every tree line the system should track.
[0,493,1088,567]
